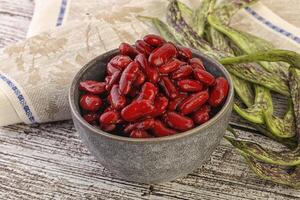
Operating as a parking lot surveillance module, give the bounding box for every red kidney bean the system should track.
[119,42,137,58]
[99,110,120,125]
[134,53,148,70]
[149,95,169,117]
[143,34,165,47]
[193,68,215,86]
[177,79,203,92]
[171,65,193,80]
[134,71,146,86]
[192,104,211,125]
[107,63,120,76]
[124,118,155,133]
[101,124,116,132]
[189,58,205,70]
[83,112,98,124]
[137,82,158,102]
[178,47,193,60]
[163,112,194,131]
[106,71,121,91]
[110,84,126,109]
[105,76,112,84]
[79,80,106,94]
[178,90,209,115]
[80,94,102,111]
[151,120,177,137]
[134,53,159,83]
[159,76,179,99]
[121,100,155,121]
[209,77,229,107]
[135,40,153,56]
[158,58,185,74]
[109,55,132,69]
[130,130,152,138]
[168,93,188,111]
[148,43,177,67]
[119,61,140,94]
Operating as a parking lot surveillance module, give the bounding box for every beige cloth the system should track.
[0,0,299,125]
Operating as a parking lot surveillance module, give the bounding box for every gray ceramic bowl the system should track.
[69,48,234,184]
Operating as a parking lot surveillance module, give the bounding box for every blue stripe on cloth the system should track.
[56,0,68,26]
[245,7,300,44]
[0,74,36,123]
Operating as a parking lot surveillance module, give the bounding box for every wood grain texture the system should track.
[0,0,300,199]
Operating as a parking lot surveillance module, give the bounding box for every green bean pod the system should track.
[193,0,216,36]
[177,1,193,23]
[289,68,300,141]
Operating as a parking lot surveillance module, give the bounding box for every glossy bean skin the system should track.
[80,94,102,112]
[135,40,153,56]
[151,120,177,137]
[124,118,155,133]
[159,76,179,99]
[121,100,155,121]
[178,47,193,60]
[109,55,132,69]
[192,104,211,125]
[107,63,120,76]
[79,80,106,94]
[179,91,209,115]
[110,84,126,110]
[134,71,146,86]
[148,43,177,67]
[99,110,120,125]
[171,65,193,80]
[106,71,121,91]
[83,112,98,124]
[101,124,116,132]
[119,42,137,58]
[193,68,215,86]
[137,82,158,102]
[189,58,205,70]
[163,112,194,131]
[130,130,152,138]
[119,61,140,95]
[143,34,165,47]
[135,54,159,83]
[158,59,185,74]
[209,77,229,107]
[177,79,203,92]
[168,93,188,111]
[149,95,169,117]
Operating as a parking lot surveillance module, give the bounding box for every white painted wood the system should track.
[0,0,300,199]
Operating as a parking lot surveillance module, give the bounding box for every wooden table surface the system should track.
[1,0,300,199]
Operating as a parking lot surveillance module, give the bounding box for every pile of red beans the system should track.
[79,34,229,138]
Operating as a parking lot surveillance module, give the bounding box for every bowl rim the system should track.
[69,48,234,143]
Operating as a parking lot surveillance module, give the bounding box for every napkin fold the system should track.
[0,0,299,126]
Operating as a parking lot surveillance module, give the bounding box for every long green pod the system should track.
[234,85,273,124]
[208,15,289,80]
[193,0,216,36]
[177,1,193,22]
[225,136,300,166]
[241,153,300,188]
[263,99,295,138]
[289,68,300,141]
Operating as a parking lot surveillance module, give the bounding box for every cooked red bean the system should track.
[158,58,185,74]
[149,95,169,117]
[134,71,146,86]
[159,76,179,99]
[135,40,153,56]
[101,124,116,132]
[178,47,193,60]
[143,34,165,47]
[192,104,211,125]
[119,42,137,58]
[151,120,177,137]
[121,100,155,121]
[124,118,155,133]
[119,61,140,95]
[137,82,158,102]
[99,110,120,125]
[109,55,132,69]
[168,93,188,111]
[178,91,209,115]
[171,65,193,80]
[107,63,120,76]
[163,112,194,131]
[83,112,98,124]
[80,94,102,111]
[148,43,177,67]
[189,58,205,70]
[79,80,106,94]
[106,71,121,91]
[193,68,215,86]
[130,130,152,138]
[134,53,148,70]
[135,53,159,83]
[209,77,229,107]
[177,79,203,92]
[110,85,126,110]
